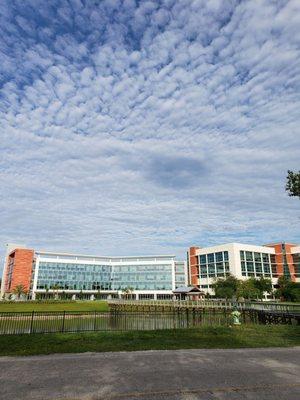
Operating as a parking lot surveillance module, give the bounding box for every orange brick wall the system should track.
[265,243,297,282]
[4,249,34,293]
[188,246,200,286]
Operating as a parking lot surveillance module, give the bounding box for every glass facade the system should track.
[37,262,112,291]
[111,264,172,290]
[198,251,229,279]
[174,262,186,288]
[36,261,174,291]
[240,251,273,277]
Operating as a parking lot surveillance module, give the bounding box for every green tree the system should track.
[51,283,60,299]
[78,290,84,300]
[275,276,300,302]
[253,277,273,300]
[237,278,260,300]
[212,275,240,299]
[286,170,300,198]
[13,284,27,300]
[122,286,135,299]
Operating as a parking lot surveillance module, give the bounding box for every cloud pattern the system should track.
[0,0,300,265]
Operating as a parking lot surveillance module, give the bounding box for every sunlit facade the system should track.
[1,245,187,300]
[188,242,300,296]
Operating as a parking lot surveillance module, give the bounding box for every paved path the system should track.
[1,348,300,400]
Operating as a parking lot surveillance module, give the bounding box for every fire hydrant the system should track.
[231,309,241,325]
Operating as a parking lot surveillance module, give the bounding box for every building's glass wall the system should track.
[111,264,172,290]
[174,262,186,288]
[37,262,112,290]
[198,251,229,279]
[240,251,274,278]
[36,261,174,291]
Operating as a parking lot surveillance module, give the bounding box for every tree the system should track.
[253,277,273,300]
[45,285,50,299]
[78,290,84,300]
[286,170,300,198]
[51,283,60,299]
[275,276,300,302]
[13,284,27,300]
[122,287,135,299]
[211,275,240,299]
[237,278,260,300]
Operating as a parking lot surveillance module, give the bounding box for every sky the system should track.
[0,0,300,268]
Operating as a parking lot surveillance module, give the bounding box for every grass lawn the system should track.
[0,301,109,312]
[0,325,299,357]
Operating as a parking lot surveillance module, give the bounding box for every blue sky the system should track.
[0,0,299,266]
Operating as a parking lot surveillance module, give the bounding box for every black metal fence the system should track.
[0,310,236,335]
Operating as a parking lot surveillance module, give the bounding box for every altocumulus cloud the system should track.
[0,0,300,264]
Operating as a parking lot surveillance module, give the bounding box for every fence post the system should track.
[61,311,66,333]
[29,311,34,334]
[94,311,97,331]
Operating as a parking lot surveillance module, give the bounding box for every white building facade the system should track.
[188,242,288,296]
[1,245,187,300]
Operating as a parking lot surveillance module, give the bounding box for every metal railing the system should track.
[0,310,235,335]
[108,299,300,312]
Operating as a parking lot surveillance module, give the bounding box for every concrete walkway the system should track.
[1,348,299,400]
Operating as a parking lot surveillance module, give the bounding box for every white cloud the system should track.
[0,0,299,266]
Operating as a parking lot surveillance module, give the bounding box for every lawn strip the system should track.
[0,325,299,357]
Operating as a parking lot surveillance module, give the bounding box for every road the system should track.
[1,347,300,400]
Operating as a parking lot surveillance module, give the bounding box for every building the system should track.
[1,245,187,300]
[188,242,300,295]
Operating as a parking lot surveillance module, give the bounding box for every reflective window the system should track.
[199,255,206,264]
[37,262,174,291]
[215,252,223,262]
[240,251,273,278]
[207,253,215,263]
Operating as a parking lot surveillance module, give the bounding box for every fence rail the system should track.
[108,299,300,312]
[0,310,237,335]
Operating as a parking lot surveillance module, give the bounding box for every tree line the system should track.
[211,275,300,302]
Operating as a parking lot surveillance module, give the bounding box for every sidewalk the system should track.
[1,347,299,399]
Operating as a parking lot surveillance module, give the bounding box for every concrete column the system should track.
[135,293,139,300]
[153,293,157,300]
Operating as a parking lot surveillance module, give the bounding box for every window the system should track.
[199,255,206,264]
[207,253,214,263]
[208,264,215,277]
[241,261,246,272]
[216,262,224,276]
[247,261,254,275]
[200,265,207,278]
[215,252,223,262]
[254,252,261,262]
[255,263,262,276]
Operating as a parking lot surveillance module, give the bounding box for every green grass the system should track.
[0,301,109,312]
[0,325,299,357]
